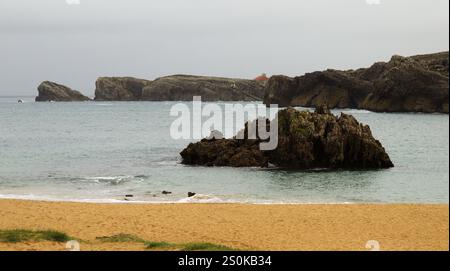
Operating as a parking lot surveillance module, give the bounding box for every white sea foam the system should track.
[340,109,372,114]
[81,175,139,185]
[177,194,228,203]
[94,103,114,106]
[0,192,360,205]
[0,193,150,204]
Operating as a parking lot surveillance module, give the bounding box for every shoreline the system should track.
[0,195,448,205]
[0,199,448,251]
[2,194,448,205]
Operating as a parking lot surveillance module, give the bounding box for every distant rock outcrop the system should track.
[141,75,265,101]
[264,52,449,113]
[93,75,265,101]
[36,81,90,102]
[180,107,394,169]
[94,77,152,101]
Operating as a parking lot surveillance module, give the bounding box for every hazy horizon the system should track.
[1,0,449,96]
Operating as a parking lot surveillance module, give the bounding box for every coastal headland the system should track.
[34,52,449,113]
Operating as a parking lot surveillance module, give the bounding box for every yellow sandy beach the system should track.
[0,199,448,251]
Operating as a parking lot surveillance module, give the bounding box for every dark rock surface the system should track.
[93,75,265,101]
[181,138,269,168]
[180,107,394,169]
[188,192,196,197]
[36,81,91,102]
[264,52,449,113]
[141,75,265,101]
[94,77,152,101]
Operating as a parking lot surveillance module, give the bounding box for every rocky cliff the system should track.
[141,75,265,101]
[35,81,90,102]
[94,77,152,101]
[94,75,265,101]
[264,52,449,113]
[180,106,394,169]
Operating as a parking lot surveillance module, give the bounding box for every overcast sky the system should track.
[0,0,448,96]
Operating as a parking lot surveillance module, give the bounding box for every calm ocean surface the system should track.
[0,97,448,203]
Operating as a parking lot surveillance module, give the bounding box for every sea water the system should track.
[0,97,448,203]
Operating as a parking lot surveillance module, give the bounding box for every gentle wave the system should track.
[90,103,115,106]
[340,109,372,114]
[73,175,143,185]
[177,194,231,203]
[0,193,357,205]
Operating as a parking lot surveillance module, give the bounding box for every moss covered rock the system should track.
[180,106,394,169]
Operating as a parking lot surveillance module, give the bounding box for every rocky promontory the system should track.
[264,52,449,113]
[180,106,394,169]
[35,81,90,102]
[141,75,265,101]
[38,75,266,102]
[95,75,265,101]
[94,75,265,101]
[94,77,152,101]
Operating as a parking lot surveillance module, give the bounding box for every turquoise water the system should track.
[0,97,448,203]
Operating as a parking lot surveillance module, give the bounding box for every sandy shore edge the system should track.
[0,199,448,251]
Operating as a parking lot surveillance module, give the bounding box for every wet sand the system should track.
[0,199,448,251]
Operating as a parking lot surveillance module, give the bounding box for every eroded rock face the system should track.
[180,139,269,168]
[94,77,152,101]
[180,107,394,169]
[93,75,265,101]
[141,75,265,101]
[264,52,449,113]
[358,54,449,113]
[36,81,90,102]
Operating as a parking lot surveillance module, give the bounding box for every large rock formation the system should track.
[264,52,449,113]
[141,75,265,101]
[94,75,265,101]
[36,81,90,102]
[94,77,152,101]
[180,107,394,169]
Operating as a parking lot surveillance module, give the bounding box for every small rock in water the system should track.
[125,194,134,198]
[188,192,196,198]
[35,81,90,102]
[162,191,172,195]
